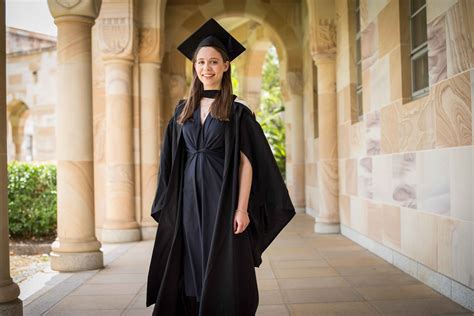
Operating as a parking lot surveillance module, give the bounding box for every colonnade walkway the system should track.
[19,214,471,315]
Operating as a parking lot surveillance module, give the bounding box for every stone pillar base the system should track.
[0,282,20,304]
[101,228,141,243]
[50,250,104,272]
[314,222,340,234]
[295,207,306,213]
[0,298,22,316]
[141,226,157,240]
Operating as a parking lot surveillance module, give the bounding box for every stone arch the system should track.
[161,1,304,106]
[6,99,30,161]
[160,1,306,208]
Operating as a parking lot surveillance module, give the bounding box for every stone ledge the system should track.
[9,242,51,256]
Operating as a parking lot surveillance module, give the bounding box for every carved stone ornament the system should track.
[139,28,160,63]
[47,0,101,19]
[316,18,336,54]
[55,0,81,9]
[98,17,133,58]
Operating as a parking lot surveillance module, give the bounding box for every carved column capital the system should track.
[310,18,337,65]
[139,27,162,63]
[47,0,102,20]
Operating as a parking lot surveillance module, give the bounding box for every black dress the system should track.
[181,104,225,302]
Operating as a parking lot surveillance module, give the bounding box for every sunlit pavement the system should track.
[20,214,470,315]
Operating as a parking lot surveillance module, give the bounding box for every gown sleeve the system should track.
[239,108,296,267]
[150,115,175,223]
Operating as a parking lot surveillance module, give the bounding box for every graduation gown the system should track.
[146,97,296,315]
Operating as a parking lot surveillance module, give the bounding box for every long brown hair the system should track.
[177,45,234,125]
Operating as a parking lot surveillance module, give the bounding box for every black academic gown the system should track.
[146,97,296,315]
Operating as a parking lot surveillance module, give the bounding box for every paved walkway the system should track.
[21,214,471,315]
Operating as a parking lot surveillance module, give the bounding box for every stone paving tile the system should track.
[334,264,402,276]
[325,256,388,267]
[273,266,339,279]
[266,246,319,257]
[318,249,378,259]
[307,238,357,249]
[311,244,367,252]
[343,272,419,287]
[257,278,279,290]
[69,282,143,296]
[98,265,148,274]
[46,294,134,312]
[270,258,329,269]
[281,287,365,304]
[288,301,381,315]
[85,273,147,284]
[255,267,276,279]
[123,308,153,316]
[354,284,443,301]
[46,310,124,316]
[259,289,285,305]
[268,253,324,261]
[369,297,470,315]
[277,276,351,290]
[256,304,290,316]
[127,293,146,310]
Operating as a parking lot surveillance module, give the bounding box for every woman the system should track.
[146,18,295,316]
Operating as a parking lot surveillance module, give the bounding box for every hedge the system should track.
[7,161,57,239]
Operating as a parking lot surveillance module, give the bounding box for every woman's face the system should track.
[194,46,229,90]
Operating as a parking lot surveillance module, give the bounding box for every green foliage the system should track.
[256,46,286,179]
[7,161,57,239]
[231,66,240,95]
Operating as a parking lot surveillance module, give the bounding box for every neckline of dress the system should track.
[202,90,220,98]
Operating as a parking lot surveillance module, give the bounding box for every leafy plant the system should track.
[255,46,286,179]
[8,161,57,239]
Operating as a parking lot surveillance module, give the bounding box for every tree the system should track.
[256,46,286,179]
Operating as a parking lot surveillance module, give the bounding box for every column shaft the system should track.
[101,59,140,243]
[0,1,22,313]
[139,62,162,239]
[287,94,306,211]
[315,56,340,233]
[50,15,103,271]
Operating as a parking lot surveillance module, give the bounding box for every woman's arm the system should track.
[237,151,253,211]
[234,151,253,234]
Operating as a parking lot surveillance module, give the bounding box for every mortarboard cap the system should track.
[177,18,246,62]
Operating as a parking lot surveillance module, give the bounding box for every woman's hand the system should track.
[233,209,250,234]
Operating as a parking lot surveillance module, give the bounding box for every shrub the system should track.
[8,161,57,239]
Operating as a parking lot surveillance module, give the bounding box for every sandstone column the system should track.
[12,129,24,161]
[99,1,140,242]
[284,72,306,212]
[48,0,104,271]
[7,102,29,161]
[137,1,167,239]
[139,61,162,240]
[0,2,22,314]
[313,54,340,233]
